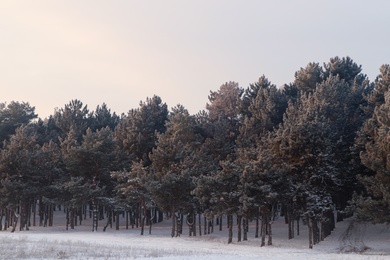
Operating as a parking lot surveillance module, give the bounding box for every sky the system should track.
[1,0,390,119]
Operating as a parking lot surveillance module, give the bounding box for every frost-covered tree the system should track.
[0,101,37,147]
[356,64,390,223]
[115,95,168,167]
[0,124,41,231]
[294,62,323,93]
[149,105,202,237]
[53,99,89,142]
[89,103,119,132]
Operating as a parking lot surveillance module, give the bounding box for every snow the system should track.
[1,210,389,259]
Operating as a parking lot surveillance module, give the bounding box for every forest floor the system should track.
[0,210,389,259]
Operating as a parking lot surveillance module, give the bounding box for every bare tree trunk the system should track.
[66,208,69,230]
[243,218,248,241]
[0,208,3,231]
[116,211,120,231]
[171,206,176,238]
[92,200,98,232]
[198,213,202,236]
[193,212,196,236]
[11,210,19,233]
[267,215,272,245]
[288,210,294,239]
[32,200,36,227]
[203,215,206,235]
[308,215,313,249]
[237,215,242,242]
[261,213,266,247]
[70,208,75,229]
[228,214,233,244]
[219,215,223,231]
[103,209,112,232]
[255,217,259,238]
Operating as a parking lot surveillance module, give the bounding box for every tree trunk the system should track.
[171,207,176,238]
[237,215,242,242]
[243,218,248,241]
[255,217,259,238]
[203,215,207,235]
[66,208,69,230]
[227,214,233,244]
[288,211,294,239]
[0,208,3,231]
[116,211,120,231]
[11,210,19,233]
[308,215,313,249]
[92,200,98,232]
[193,212,196,236]
[70,208,75,229]
[261,212,266,247]
[103,209,112,232]
[219,215,223,231]
[198,213,202,236]
[267,215,272,246]
[32,200,36,227]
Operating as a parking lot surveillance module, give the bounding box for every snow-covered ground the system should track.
[0,210,389,259]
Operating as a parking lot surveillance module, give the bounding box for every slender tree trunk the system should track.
[116,211,120,230]
[0,208,3,231]
[313,219,319,245]
[176,213,182,237]
[255,217,259,238]
[193,212,196,236]
[219,215,223,231]
[70,208,75,229]
[32,200,36,227]
[149,209,154,235]
[103,209,112,232]
[261,212,266,247]
[49,205,54,227]
[267,215,272,246]
[288,210,294,239]
[171,206,176,238]
[227,214,233,244]
[243,218,248,241]
[308,215,313,249]
[237,215,242,242]
[11,209,19,233]
[198,213,202,236]
[296,215,300,236]
[92,200,98,232]
[39,199,43,226]
[66,208,69,230]
[203,215,207,235]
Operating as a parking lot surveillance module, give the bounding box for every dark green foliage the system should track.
[53,99,90,142]
[0,101,37,147]
[115,95,168,167]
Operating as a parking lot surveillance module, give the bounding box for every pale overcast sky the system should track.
[1,0,389,118]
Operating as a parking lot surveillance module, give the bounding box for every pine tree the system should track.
[356,64,390,223]
[0,101,37,147]
[0,124,41,231]
[149,105,202,237]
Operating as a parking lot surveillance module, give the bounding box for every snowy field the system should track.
[1,211,389,260]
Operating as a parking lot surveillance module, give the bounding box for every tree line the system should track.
[0,56,389,249]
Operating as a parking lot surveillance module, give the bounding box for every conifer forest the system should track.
[1,56,390,249]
